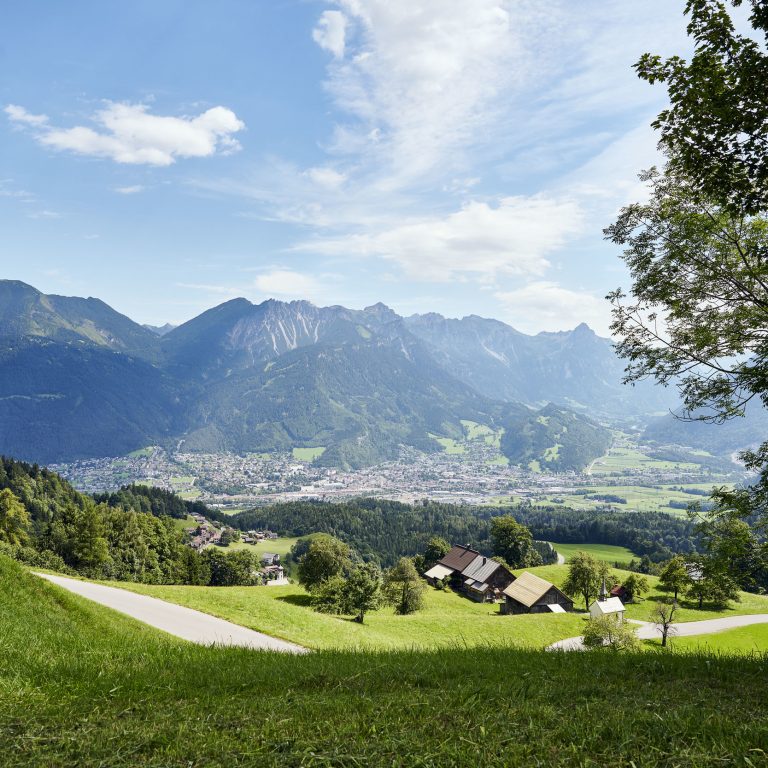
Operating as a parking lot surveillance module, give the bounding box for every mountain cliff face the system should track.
[0,280,644,468]
[404,313,676,417]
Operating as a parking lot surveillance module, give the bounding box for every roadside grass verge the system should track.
[4,555,768,767]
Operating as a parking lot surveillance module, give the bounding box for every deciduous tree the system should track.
[383,558,425,615]
[490,515,541,569]
[0,488,30,547]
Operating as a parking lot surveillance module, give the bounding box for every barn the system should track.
[501,571,574,614]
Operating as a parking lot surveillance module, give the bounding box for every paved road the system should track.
[36,573,307,654]
[548,613,768,651]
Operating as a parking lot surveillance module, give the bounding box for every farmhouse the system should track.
[610,584,629,603]
[501,571,573,614]
[428,545,515,602]
[460,555,515,602]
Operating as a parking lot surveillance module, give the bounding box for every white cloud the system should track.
[253,269,320,298]
[5,104,48,126]
[297,195,582,281]
[313,10,347,58]
[114,185,145,194]
[26,209,62,219]
[313,0,537,184]
[305,166,347,189]
[495,281,610,335]
[9,102,245,166]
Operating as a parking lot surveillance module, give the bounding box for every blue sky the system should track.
[0,1,707,334]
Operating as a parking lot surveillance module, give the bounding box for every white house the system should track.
[589,596,626,623]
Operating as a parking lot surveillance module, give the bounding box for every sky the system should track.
[0,1,709,335]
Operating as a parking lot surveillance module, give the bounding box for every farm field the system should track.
[291,446,326,461]
[588,445,702,475]
[539,482,724,515]
[221,536,298,558]
[6,554,768,767]
[428,434,466,454]
[550,542,636,565]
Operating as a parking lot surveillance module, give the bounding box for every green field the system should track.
[538,483,723,515]
[127,446,154,458]
[429,434,466,454]
[292,446,326,461]
[5,554,768,767]
[171,514,197,532]
[588,445,701,474]
[550,542,636,565]
[222,536,298,558]
[106,578,587,651]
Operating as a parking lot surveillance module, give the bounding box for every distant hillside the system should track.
[500,404,612,472]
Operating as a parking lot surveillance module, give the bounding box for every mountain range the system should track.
[0,279,682,469]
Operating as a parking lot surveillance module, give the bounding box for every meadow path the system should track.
[36,573,308,654]
[548,613,768,651]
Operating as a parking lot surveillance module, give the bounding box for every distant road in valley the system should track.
[35,573,307,654]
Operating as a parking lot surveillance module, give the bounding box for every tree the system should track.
[422,537,450,571]
[635,0,768,215]
[0,488,30,547]
[686,565,740,609]
[311,575,348,614]
[342,562,382,623]
[382,558,425,615]
[490,515,541,569]
[72,503,110,572]
[658,556,691,602]
[204,549,258,586]
[562,552,606,610]
[652,601,678,648]
[608,1,768,528]
[622,573,649,602]
[296,535,352,592]
[582,616,639,651]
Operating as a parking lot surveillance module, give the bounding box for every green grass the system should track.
[222,536,298,557]
[5,555,768,767]
[171,514,197,532]
[663,624,768,654]
[429,434,466,454]
[589,446,701,474]
[550,542,636,566]
[127,446,154,458]
[292,446,326,461]
[104,580,587,651]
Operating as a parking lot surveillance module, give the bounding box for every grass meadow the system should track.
[4,554,768,767]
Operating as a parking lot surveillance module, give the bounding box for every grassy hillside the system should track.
[4,554,768,766]
[551,542,636,565]
[101,579,587,650]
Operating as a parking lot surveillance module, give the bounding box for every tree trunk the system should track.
[661,628,668,647]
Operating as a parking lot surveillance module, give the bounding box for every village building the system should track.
[501,571,574,614]
[610,584,629,603]
[589,580,626,622]
[460,555,515,602]
[438,544,481,577]
[260,552,280,566]
[423,563,454,585]
[589,596,626,622]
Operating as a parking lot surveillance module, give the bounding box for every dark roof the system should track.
[610,585,628,597]
[461,555,506,584]
[439,545,481,573]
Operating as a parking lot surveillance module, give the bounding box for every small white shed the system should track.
[589,596,626,623]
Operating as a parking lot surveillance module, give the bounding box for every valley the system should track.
[52,429,743,515]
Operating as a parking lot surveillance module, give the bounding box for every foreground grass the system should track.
[4,556,768,767]
[101,579,588,650]
[665,624,768,655]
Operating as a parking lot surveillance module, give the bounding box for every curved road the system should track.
[36,573,307,654]
[548,614,768,651]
